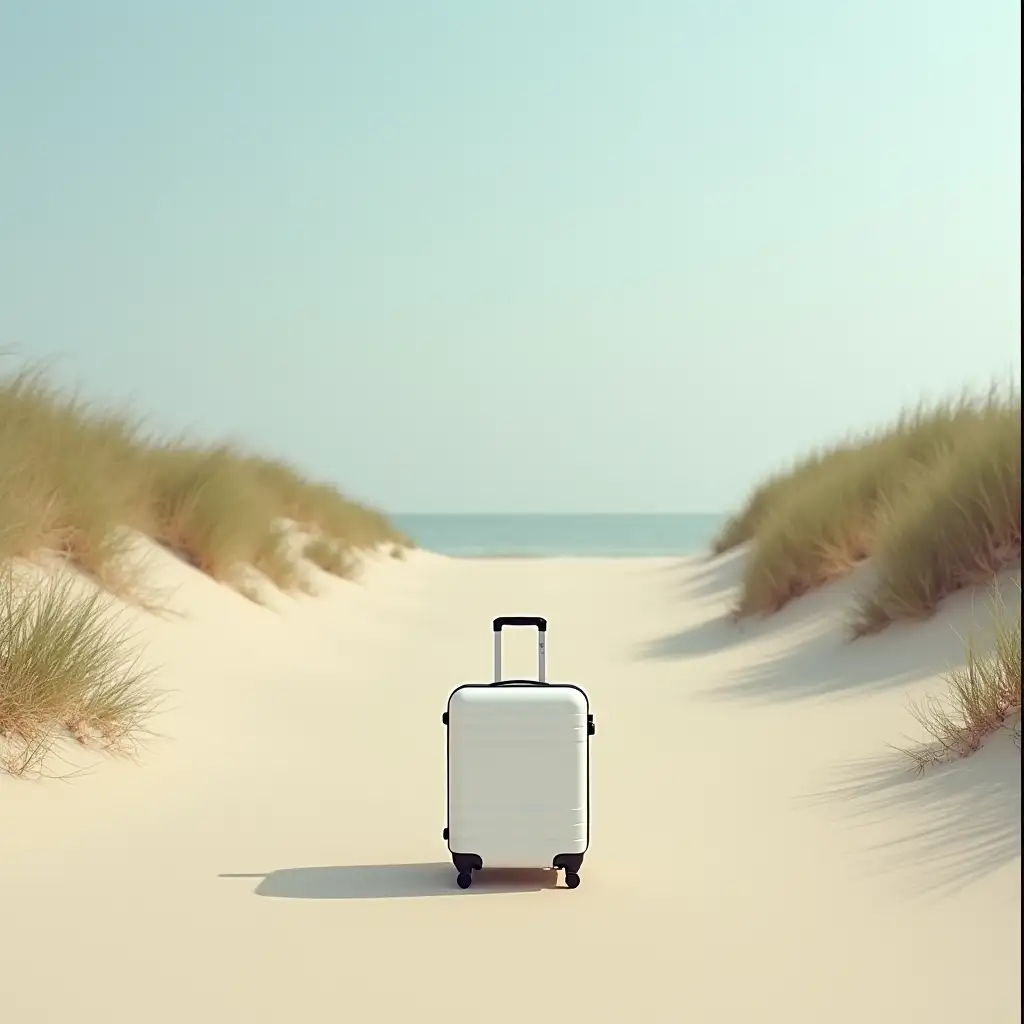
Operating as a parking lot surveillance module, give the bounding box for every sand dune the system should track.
[1,545,1020,1022]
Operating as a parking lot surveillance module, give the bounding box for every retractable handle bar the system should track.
[492,616,547,683]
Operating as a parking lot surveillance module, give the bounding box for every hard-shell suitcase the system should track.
[441,616,595,890]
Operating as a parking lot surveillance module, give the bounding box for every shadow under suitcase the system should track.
[220,863,559,900]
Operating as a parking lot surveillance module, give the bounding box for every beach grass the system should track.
[0,364,411,588]
[0,566,158,777]
[903,582,1021,768]
[714,385,1021,763]
[1,360,411,774]
[713,387,1021,630]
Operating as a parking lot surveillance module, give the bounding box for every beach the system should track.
[3,2,1019,1018]
[2,540,1019,1023]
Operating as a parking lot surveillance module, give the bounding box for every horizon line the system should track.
[386,510,728,517]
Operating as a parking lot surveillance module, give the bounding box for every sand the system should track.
[1,541,1020,1023]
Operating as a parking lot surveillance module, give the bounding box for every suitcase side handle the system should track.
[492,617,547,683]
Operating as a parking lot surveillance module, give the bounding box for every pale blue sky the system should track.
[1,2,1020,513]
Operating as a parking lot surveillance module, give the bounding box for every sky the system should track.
[1,1,1020,514]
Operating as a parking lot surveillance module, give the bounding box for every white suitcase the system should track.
[441,616,595,890]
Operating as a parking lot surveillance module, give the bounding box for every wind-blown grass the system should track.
[714,385,1021,765]
[0,566,158,776]
[853,411,1021,634]
[713,387,1021,629]
[1,364,411,588]
[1,359,411,775]
[903,583,1021,769]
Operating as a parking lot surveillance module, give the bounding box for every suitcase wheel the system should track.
[564,872,581,889]
[456,871,473,890]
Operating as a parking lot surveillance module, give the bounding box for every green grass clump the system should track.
[903,583,1021,768]
[714,387,1021,628]
[0,567,158,776]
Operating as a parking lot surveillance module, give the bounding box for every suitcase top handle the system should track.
[492,616,547,682]
[493,616,547,632]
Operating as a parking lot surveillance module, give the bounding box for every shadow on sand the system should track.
[642,562,1021,704]
[660,546,748,601]
[644,550,1021,892]
[640,547,753,660]
[220,863,559,900]
[806,732,1021,894]
[639,563,886,684]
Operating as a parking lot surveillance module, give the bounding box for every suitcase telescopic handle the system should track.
[492,616,547,683]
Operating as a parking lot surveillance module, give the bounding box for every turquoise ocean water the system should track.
[391,514,724,558]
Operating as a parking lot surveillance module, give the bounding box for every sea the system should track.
[390,513,724,558]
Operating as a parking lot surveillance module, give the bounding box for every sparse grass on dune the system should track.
[1,359,411,774]
[0,566,159,777]
[903,582,1021,769]
[713,387,1021,629]
[0,363,412,592]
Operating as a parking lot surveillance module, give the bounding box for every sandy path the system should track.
[1,550,1020,1022]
